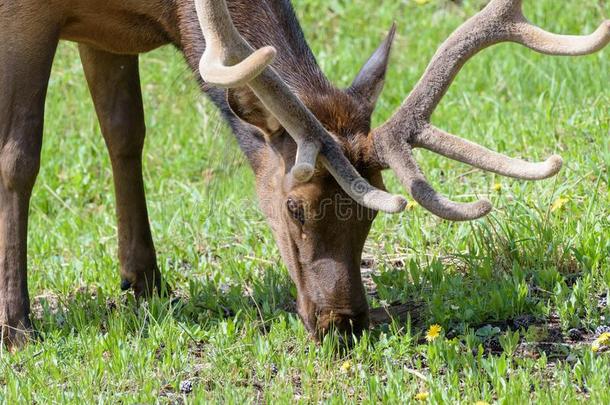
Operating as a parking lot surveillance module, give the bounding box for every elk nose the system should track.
[315,309,370,343]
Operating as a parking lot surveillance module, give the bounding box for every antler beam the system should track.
[196,0,406,213]
[373,0,609,220]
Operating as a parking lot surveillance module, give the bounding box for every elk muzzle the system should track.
[298,295,370,342]
[294,258,371,342]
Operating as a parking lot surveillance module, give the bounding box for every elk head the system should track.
[195,0,609,339]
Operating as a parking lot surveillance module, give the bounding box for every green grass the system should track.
[1,0,609,403]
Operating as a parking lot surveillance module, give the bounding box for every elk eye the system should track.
[286,198,306,225]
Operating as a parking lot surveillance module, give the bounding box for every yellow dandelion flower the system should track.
[340,360,352,373]
[597,332,610,346]
[426,324,442,342]
[550,197,569,213]
[414,391,429,401]
[407,201,419,210]
[493,182,502,192]
[475,402,490,405]
[592,342,600,352]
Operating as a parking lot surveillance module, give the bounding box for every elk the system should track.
[0,0,607,349]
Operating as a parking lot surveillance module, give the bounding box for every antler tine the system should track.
[195,0,407,212]
[372,0,608,220]
[414,125,563,180]
[195,0,276,88]
[385,145,492,221]
[321,142,407,214]
[506,0,610,56]
[515,19,610,56]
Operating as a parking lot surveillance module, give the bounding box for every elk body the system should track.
[0,0,608,348]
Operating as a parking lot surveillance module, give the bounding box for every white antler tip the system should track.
[594,19,610,45]
[475,199,494,218]
[259,46,278,60]
[601,20,610,40]
[291,164,315,183]
[199,45,277,88]
[363,191,407,213]
[386,195,409,213]
[546,155,563,175]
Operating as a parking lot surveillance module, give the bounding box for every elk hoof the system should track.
[122,267,171,299]
[1,318,35,352]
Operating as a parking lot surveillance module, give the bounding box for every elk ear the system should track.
[348,23,397,107]
[227,88,282,136]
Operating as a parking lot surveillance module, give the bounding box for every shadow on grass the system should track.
[28,250,606,361]
[29,265,428,345]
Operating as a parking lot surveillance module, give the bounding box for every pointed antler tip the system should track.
[260,45,278,58]
[475,199,494,218]
[546,154,563,174]
[291,164,316,183]
[198,46,277,88]
[595,19,610,43]
[363,192,407,213]
[601,20,610,40]
[388,195,409,213]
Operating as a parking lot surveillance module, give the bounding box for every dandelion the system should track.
[340,360,352,373]
[414,391,429,401]
[592,332,610,352]
[597,332,610,346]
[550,197,569,212]
[493,182,502,192]
[426,324,442,342]
[475,402,490,405]
[407,201,419,210]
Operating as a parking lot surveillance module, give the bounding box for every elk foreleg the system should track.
[0,18,58,349]
[79,46,165,298]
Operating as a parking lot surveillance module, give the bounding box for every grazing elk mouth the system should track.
[313,309,370,342]
[296,296,370,342]
[274,226,374,340]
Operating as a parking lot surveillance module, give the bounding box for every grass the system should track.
[1,0,609,403]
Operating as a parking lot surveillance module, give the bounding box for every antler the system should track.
[195,0,276,87]
[373,0,609,221]
[195,0,406,213]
